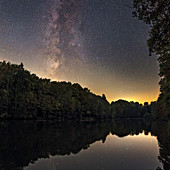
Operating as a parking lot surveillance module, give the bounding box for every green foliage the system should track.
[0,61,110,119]
[133,0,170,118]
[0,61,153,119]
[110,100,150,118]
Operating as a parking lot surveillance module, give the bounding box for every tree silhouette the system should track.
[133,0,170,117]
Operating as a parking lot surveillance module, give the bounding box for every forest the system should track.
[0,0,169,120]
[0,61,158,120]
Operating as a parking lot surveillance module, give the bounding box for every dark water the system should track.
[0,120,170,170]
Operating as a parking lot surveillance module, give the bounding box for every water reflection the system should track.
[0,120,169,170]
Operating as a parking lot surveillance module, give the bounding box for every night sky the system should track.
[0,0,159,103]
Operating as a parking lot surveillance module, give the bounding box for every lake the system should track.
[0,120,169,170]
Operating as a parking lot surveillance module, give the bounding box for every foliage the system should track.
[110,100,150,118]
[0,61,153,119]
[0,61,110,119]
[132,0,170,118]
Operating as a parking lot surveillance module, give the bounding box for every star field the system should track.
[0,0,159,103]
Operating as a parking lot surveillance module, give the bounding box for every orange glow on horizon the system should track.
[107,90,159,104]
[108,96,159,104]
[0,58,160,104]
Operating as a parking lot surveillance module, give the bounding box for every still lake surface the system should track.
[0,120,169,170]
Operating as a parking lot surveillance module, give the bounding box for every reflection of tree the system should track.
[0,120,169,170]
[0,121,111,170]
[158,142,170,170]
[151,121,170,170]
[112,120,170,169]
[110,120,150,137]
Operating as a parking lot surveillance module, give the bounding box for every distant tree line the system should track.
[110,100,153,119]
[0,61,160,120]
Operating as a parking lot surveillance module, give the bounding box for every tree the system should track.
[0,61,112,119]
[102,94,106,100]
[133,0,170,117]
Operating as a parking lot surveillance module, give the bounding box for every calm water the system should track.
[0,120,170,170]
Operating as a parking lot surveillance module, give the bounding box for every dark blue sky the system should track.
[0,0,159,103]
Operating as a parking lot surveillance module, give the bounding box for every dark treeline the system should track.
[0,61,155,120]
[0,61,110,119]
[132,0,170,119]
[0,120,169,170]
[110,100,153,119]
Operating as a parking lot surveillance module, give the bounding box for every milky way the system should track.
[0,0,159,103]
[44,0,85,77]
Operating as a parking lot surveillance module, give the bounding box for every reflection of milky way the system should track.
[44,0,85,77]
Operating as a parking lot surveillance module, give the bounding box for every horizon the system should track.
[0,59,157,105]
[0,0,159,104]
